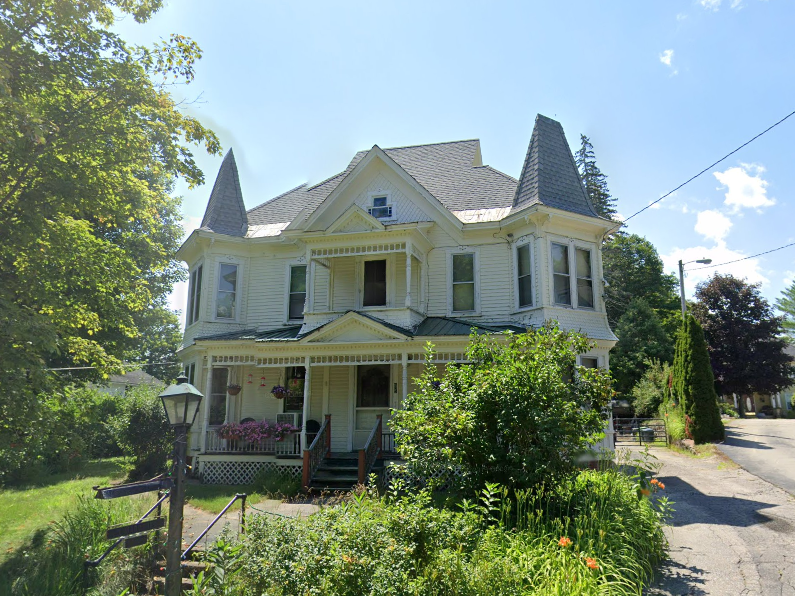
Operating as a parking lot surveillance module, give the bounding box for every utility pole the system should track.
[678,258,712,319]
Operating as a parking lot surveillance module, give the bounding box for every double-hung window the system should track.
[185,362,196,386]
[368,195,392,219]
[551,243,571,306]
[209,368,228,426]
[575,248,594,308]
[452,252,476,312]
[186,264,203,325]
[363,259,387,307]
[288,265,307,320]
[216,264,238,319]
[516,243,533,308]
[551,242,596,309]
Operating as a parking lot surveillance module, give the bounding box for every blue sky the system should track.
[115,0,795,324]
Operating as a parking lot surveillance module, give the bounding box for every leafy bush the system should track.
[107,384,171,480]
[630,359,672,417]
[718,402,740,418]
[232,465,669,596]
[392,324,613,493]
[0,494,152,596]
[251,468,301,499]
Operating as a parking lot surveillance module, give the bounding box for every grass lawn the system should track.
[0,458,130,562]
[186,483,262,514]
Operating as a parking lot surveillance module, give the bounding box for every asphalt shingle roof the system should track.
[195,326,302,342]
[200,149,249,236]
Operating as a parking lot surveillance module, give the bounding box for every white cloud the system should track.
[730,0,743,9]
[700,0,722,10]
[659,49,678,75]
[662,244,768,297]
[676,13,688,20]
[695,210,733,242]
[713,163,775,212]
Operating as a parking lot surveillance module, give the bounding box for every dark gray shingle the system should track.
[200,149,249,236]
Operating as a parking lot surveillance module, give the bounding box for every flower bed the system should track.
[216,420,298,443]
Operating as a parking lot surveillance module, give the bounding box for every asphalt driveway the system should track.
[642,445,795,596]
[717,418,795,496]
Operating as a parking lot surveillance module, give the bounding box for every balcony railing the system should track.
[205,427,301,456]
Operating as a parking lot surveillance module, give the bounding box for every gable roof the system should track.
[514,115,599,217]
[200,149,248,236]
[230,116,604,231]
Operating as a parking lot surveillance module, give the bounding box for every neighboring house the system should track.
[723,345,795,416]
[178,114,618,486]
[93,369,160,396]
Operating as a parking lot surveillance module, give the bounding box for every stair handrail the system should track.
[358,415,382,484]
[182,493,247,560]
[302,414,331,489]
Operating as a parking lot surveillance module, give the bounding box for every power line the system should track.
[624,108,795,222]
[687,241,795,271]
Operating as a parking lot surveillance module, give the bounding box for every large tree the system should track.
[610,298,674,397]
[692,274,794,410]
[0,0,219,481]
[673,314,724,443]
[574,134,618,220]
[776,280,795,342]
[602,233,681,333]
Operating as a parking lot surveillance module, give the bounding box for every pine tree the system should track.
[575,134,618,220]
[776,280,795,341]
[673,315,724,444]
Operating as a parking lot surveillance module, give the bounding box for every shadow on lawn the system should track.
[2,458,130,492]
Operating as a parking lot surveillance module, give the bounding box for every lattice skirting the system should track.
[198,460,302,485]
[383,462,461,491]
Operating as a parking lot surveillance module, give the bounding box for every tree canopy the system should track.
[574,134,618,220]
[692,274,794,403]
[0,0,219,481]
[776,280,795,342]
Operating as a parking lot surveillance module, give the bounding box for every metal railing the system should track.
[302,415,331,489]
[614,417,668,445]
[205,428,301,455]
[182,493,247,560]
[359,415,382,484]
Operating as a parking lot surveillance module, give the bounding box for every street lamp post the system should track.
[159,372,203,596]
[678,258,712,319]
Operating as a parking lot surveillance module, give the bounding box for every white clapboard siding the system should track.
[331,258,356,311]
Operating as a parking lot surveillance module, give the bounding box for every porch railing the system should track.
[205,428,301,456]
[381,432,398,458]
[302,415,331,489]
[358,415,382,484]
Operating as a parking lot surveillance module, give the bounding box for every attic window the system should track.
[368,195,393,219]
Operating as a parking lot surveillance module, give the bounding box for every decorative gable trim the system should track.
[299,312,410,344]
[325,205,385,234]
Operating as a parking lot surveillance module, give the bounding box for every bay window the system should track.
[216,263,238,319]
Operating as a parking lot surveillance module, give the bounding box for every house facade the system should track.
[177,114,619,486]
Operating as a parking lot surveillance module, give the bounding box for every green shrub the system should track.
[234,466,669,596]
[0,494,152,596]
[392,325,613,493]
[630,359,672,417]
[251,468,301,498]
[107,384,170,480]
[718,402,740,418]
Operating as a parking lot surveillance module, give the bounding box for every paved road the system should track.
[641,446,795,596]
[718,419,795,496]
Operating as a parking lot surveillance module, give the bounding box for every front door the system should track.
[353,364,391,449]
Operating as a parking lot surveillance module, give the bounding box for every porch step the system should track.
[308,457,385,492]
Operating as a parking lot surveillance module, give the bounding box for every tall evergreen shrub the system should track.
[673,315,724,443]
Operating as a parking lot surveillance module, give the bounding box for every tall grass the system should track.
[0,493,153,596]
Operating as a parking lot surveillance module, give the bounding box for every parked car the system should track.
[757,405,777,419]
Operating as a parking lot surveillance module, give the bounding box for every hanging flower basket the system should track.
[271,385,288,400]
[226,384,242,396]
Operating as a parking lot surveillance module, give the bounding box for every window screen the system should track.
[357,365,390,408]
[216,264,237,319]
[363,260,387,307]
[289,265,307,319]
[551,243,571,306]
[517,244,532,308]
[576,248,594,308]
[452,253,475,311]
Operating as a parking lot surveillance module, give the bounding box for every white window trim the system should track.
[366,191,396,221]
[578,355,600,369]
[186,260,204,328]
[513,238,536,312]
[548,238,596,310]
[285,262,308,323]
[213,259,243,322]
[356,255,393,310]
[447,249,480,316]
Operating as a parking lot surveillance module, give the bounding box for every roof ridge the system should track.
[476,165,518,183]
[307,171,347,191]
[377,138,480,151]
[246,183,308,214]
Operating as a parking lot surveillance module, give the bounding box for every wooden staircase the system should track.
[308,453,385,492]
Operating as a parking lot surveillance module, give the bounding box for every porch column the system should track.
[200,357,213,453]
[401,353,409,409]
[405,243,412,308]
[301,356,311,450]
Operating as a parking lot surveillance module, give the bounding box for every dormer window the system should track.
[368,195,392,219]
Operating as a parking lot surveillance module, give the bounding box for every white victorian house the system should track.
[178,114,618,488]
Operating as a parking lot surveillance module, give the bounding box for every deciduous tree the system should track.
[692,275,793,411]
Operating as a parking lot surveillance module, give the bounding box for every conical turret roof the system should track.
[200,149,248,236]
